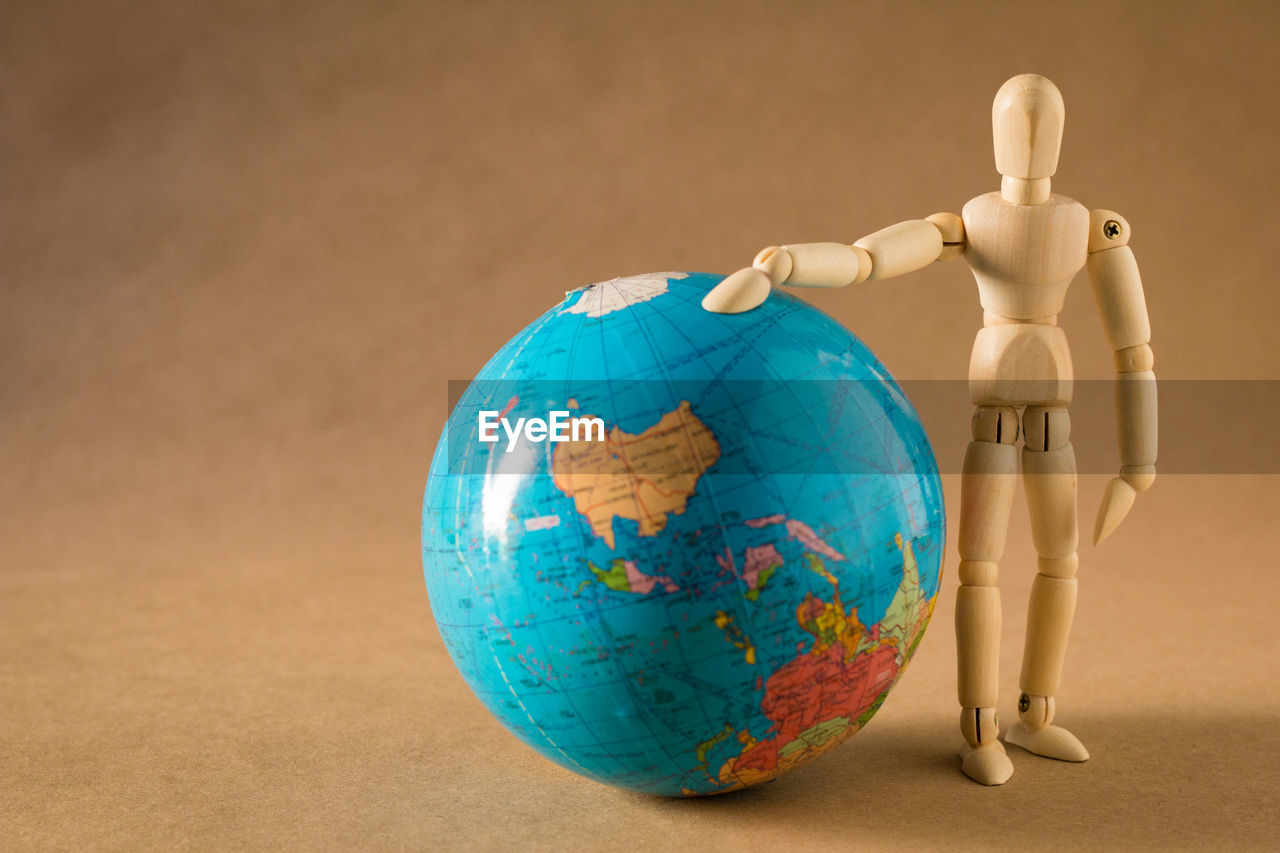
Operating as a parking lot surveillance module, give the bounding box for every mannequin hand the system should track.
[1092,478,1134,545]
[701,267,771,314]
[1093,466,1155,545]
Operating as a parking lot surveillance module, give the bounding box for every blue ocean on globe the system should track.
[423,271,945,796]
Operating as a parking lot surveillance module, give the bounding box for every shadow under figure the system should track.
[701,73,1157,786]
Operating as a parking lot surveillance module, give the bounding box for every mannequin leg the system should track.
[956,405,1018,785]
[1005,406,1089,762]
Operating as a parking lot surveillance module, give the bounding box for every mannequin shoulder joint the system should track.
[1088,208,1131,253]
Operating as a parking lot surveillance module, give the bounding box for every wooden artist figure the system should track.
[701,74,1157,785]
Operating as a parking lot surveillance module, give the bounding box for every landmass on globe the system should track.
[704,532,930,792]
[551,400,720,549]
[577,558,680,596]
[562,271,688,318]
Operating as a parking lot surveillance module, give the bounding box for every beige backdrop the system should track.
[4,1,1278,849]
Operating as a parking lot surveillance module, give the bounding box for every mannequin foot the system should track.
[1005,722,1089,762]
[959,741,1014,786]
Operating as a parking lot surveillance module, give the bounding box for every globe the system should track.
[423,271,945,796]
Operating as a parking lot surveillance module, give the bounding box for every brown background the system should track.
[4,1,1278,849]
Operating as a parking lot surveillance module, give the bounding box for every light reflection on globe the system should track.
[423,271,945,796]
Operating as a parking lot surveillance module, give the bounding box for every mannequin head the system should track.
[992,74,1065,181]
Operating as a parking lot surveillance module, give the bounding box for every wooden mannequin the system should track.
[701,74,1156,786]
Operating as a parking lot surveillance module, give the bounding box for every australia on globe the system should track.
[423,271,945,796]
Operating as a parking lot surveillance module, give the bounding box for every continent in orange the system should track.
[551,400,720,549]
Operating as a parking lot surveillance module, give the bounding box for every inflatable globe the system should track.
[423,271,944,796]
